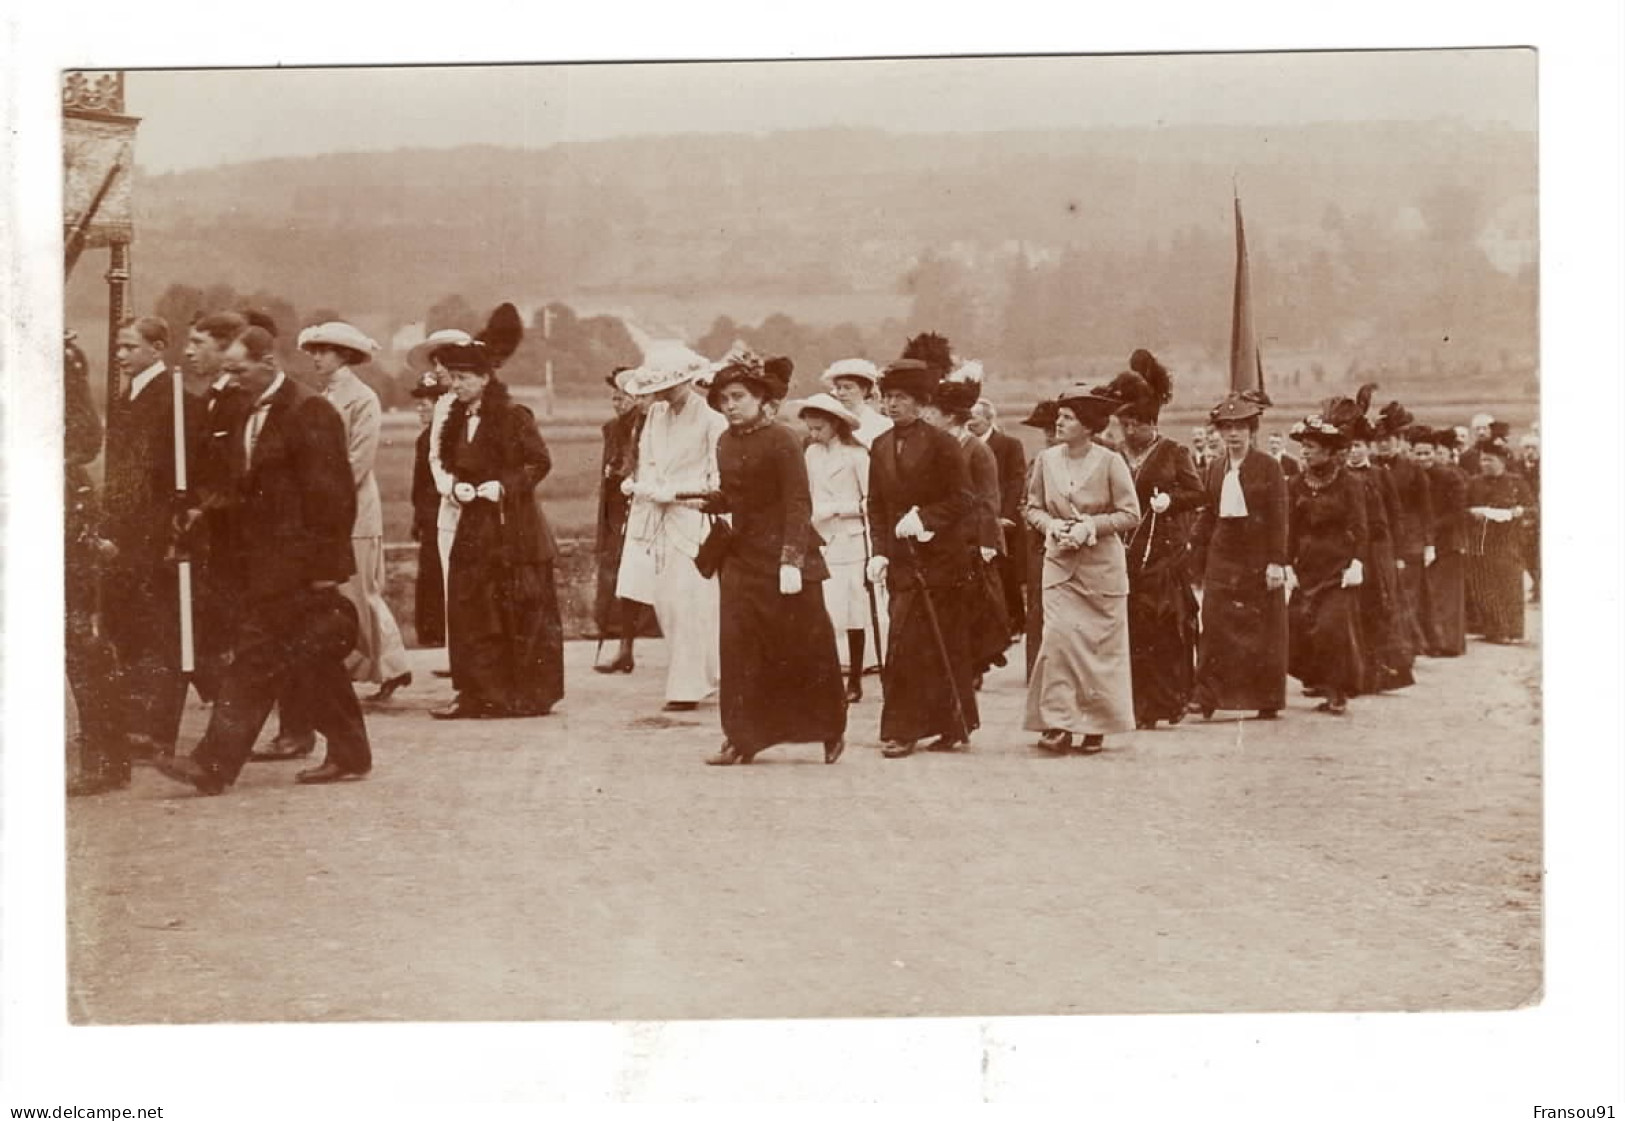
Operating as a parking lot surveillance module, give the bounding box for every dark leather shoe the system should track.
[152,754,227,795]
[367,672,412,701]
[824,738,845,765]
[1255,709,1280,721]
[881,740,916,759]
[593,653,635,674]
[662,701,698,713]
[844,682,863,704]
[1075,734,1105,755]
[67,770,130,797]
[295,761,368,784]
[925,734,968,753]
[250,732,316,761]
[1037,729,1072,753]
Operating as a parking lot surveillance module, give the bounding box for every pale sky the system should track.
[126,50,1535,174]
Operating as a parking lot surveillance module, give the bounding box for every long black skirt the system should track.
[1358,542,1414,693]
[1193,523,1287,714]
[718,565,846,754]
[415,532,445,646]
[1289,581,1365,698]
[881,572,981,745]
[1395,555,1428,659]
[1465,553,1526,641]
[969,557,1013,676]
[1127,554,1199,723]
[1422,552,1466,656]
[447,547,565,716]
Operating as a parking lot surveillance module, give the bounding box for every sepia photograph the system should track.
[4,4,1622,1112]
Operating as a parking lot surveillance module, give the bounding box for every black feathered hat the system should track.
[1055,383,1122,433]
[438,303,523,375]
[900,332,955,379]
[931,361,984,416]
[1122,350,1173,423]
[1375,401,1415,438]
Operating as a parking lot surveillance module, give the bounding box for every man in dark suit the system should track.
[155,322,372,794]
[101,316,200,758]
[183,311,254,704]
[1266,432,1301,478]
[866,358,977,757]
[969,397,1028,636]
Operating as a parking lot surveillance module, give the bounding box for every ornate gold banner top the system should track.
[62,71,139,255]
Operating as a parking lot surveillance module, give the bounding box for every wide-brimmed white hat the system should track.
[406,328,474,372]
[790,392,862,432]
[624,341,714,396]
[821,357,880,390]
[298,321,379,361]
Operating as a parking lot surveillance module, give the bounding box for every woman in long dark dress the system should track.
[700,350,847,765]
[1100,360,1206,728]
[1464,438,1535,644]
[1190,391,1289,720]
[1285,414,1369,716]
[1344,424,1414,692]
[593,366,651,673]
[431,311,566,720]
[1412,426,1469,657]
[922,362,1011,683]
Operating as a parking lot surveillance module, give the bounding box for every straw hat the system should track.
[298,321,379,364]
[406,328,474,373]
[624,341,714,396]
[791,392,862,432]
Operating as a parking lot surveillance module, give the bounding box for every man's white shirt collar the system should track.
[129,360,166,401]
[254,371,287,409]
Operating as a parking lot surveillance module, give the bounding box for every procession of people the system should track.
[64,310,1540,795]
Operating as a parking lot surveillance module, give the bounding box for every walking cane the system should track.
[857,495,887,674]
[901,538,971,745]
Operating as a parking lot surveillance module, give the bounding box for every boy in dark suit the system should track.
[155,323,371,794]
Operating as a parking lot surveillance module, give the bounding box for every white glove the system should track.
[1423,545,1437,567]
[1265,563,1287,591]
[1149,489,1172,514]
[1489,507,1514,524]
[779,564,803,596]
[979,546,997,563]
[1341,558,1365,588]
[1065,519,1097,549]
[895,507,926,540]
[620,477,639,498]
[1284,566,1300,592]
[475,480,503,503]
[650,484,677,505]
[866,555,889,584]
[452,482,477,505]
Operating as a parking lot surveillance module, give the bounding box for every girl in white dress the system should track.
[796,392,883,704]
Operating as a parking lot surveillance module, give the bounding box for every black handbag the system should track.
[694,515,733,578]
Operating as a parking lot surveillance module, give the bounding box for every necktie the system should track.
[245,402,271,462]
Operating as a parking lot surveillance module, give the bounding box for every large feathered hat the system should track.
[437,303,523,375]
[900,332,955,379]
[1374,400,1415,439]
[1020,398,1060,432]
[707,342,793,409]
[932,360,984,415]
[625,340,714,396]
[1320,383,1379,442]
[1119,350,1173,423]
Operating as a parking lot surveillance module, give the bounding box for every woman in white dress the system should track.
[616,342,728,712]
[794,392,881,704]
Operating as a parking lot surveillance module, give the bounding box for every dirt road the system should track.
[66,618,1541,1023]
